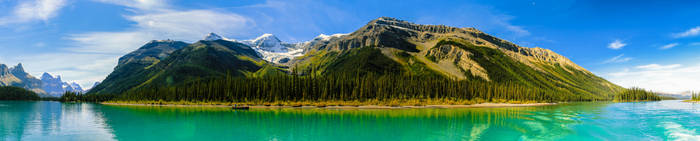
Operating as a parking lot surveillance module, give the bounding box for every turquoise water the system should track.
[0,100,698,141]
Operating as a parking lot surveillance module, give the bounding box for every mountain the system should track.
[88,40,189,94]
[0,63,86,97]
[203,33,224,41]
[88,39,283,94]
[40,72,83,97]
[241,34,306,64]
[89,17,623,101]
[0,63,45,95]
[290,17,623,99]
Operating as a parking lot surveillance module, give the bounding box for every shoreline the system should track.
[682,100,699,103]
[101,102,556,109]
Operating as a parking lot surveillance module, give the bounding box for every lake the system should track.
[0,100,698,141]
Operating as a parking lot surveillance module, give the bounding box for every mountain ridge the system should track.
[88,17,623,101]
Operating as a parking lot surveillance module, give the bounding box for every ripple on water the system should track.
[662,122,700,141]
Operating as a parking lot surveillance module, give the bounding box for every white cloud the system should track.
[67,31,154,54]
[126,10,252,41]
[673,26,700,38]
[93,0,169,11]
[603,54,632,64]
[0,0,67,25]
[690,42,700,46]
[607,39,626,50]
[605,63,700,93]
[37,1,255,86]
[660,43,679,50]
[636,64,681,70]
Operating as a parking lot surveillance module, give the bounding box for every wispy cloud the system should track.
[673,26,700,38]
[603,54,632,64]
[605,63,700,93]
[636,64,682,70]
[0,0,67,25]
[28,0,255,87]
[608,39,626,50]
[660,43,679,50]
[93,0,169,10]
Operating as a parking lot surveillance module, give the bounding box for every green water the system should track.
[0,100,698,141]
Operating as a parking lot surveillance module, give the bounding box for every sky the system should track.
[1,0,700,94]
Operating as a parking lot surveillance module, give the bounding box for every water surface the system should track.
[0,100,698,141]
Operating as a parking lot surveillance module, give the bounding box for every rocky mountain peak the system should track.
[0,64,8,75]
[250,33,282,46]
[9,63,26,75]
[367,17,463,34]
[204,32,223,41]
[41,72,61,81]
[41,72,53,79]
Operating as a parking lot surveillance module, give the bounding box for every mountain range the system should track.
[88,17,623,100]
[0,63,84,97]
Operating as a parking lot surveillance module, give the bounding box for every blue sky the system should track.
[1,0,700,93]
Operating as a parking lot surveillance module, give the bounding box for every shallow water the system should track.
[0,100,698,141]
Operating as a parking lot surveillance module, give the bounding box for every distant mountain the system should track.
[40,72,83,97]
[89,17,623,100]
[0,63,86,97]
[0,63,45,95]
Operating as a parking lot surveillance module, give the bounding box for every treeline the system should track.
[60,91,116,102]
[692,92,700,101]
[0,86,40,100]
[100,73,611,103]
[613,87,661,102]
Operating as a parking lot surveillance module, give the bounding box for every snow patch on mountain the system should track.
[314,33,348,41]
[201,32,347,64]
[203,32,236,42]
[41,72,83,97]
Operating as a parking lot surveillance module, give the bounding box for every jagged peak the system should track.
[41,72,53,79]
[9,63,26,74]
[0,64,8,75]
[366,17,466,34]
[373,17,403,23]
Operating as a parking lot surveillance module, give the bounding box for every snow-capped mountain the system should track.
[203,33,224,41]
[41,72,83,97]
[202,33,348,64]
[239,34,306,63]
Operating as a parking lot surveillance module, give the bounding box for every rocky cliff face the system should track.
[296,17,589,79]
[40,72,83,97]
[288,17,622,98]
[0,63,46,95]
